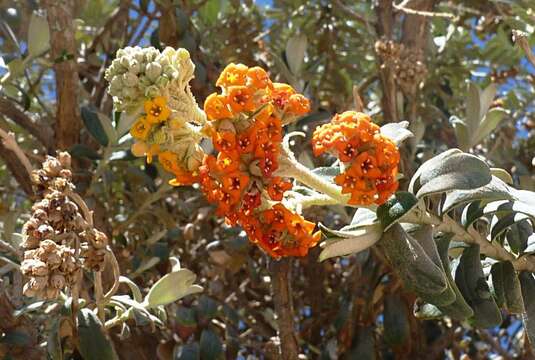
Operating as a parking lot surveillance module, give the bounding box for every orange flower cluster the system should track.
[312,111,400,205]
[200,63,319,258]
[130,96,198,185]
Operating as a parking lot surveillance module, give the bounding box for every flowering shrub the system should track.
[2,2,535,359]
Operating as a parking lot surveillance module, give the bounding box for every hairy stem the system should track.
[270,258,299,359]
[403,207,535,272]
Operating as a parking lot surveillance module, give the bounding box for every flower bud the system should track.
[145,85,160,98]
[129,59,141,74]
[177,48,190,61]
[146,62,162,82]
[122,72,138,87]
[156,75,169,88]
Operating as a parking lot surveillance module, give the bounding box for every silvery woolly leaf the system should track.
[144,269,203,308]
[380,121,413,146]
[319,223,382,261]
[409,149,491,198]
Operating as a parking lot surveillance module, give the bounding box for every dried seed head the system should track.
[21,152,112,300]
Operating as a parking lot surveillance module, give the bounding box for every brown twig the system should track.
[0,127,34,195]
[513,30,535,69]
[0,97,54,150]
[270,258,299,359]
[393,0,456,19]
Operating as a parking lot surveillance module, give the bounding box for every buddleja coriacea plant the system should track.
[16,45,535,358]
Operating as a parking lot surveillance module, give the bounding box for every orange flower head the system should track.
[312,111,400,206]
[144,97,170,124]
[204,93,233,120]
[216,63,248,87]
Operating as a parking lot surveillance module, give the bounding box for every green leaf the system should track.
[318,223,382,261]
[383,294,410,347]
[199,329,223,360]
[198,0,225,26]
[81,106,109,146]
[409,150,491,198]
[197,295,218,321]
[380,224,448,297]
[77,309,117,360]
[479,83,498,122]
[520,272,535,347]
[450,117,470,152]
[501,261,524,314]
[5,58,25,80]
[119,276,143,302]
[144,269,203,308]
[176,343,200,360]
[96,112,118,145]
[434,233,474,320]
[350,208,378,227]
[442,176,514,214]
[69,144,102,160]
[27,13,50,58]
[379,121,413,146]
[285,34,307,75]
[473,107,506,146]
[490,262,506,308]
[376,191,419,230]
[507,220,532,254]
[466,82,482,136]
[490,167,514,185]
[490,212,529,241]
[404,224,456,306]
[455,245,502,328]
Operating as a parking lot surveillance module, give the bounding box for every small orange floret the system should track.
[214,131,237,152]
[247,66,272,89]
[227,86,256,112]
[267,177,292,201]
[130,117,151,140]
[216,63,248,87]
[204,93,233,120]
[271,83,295,110]
[144,96,171,124]
[287,94,310,115]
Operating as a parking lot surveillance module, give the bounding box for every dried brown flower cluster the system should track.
[375,39,428,96]
[21,152,109,299]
